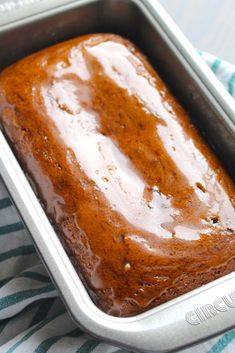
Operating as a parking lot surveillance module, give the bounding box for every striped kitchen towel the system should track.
[0,52,235,353]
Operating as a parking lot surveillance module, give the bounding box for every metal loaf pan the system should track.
[0,0,235,352]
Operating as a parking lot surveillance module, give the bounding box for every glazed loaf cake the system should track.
[0,34,234,317]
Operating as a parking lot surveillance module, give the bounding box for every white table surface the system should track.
[160,0,235,64]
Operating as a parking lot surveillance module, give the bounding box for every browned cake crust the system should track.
[0,34,234,317]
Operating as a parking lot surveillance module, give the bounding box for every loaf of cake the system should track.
[0,34,234,317]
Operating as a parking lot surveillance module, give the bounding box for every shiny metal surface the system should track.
[0,0,235,352]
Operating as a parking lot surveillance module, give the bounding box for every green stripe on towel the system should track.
[207,330,235,353]
[211,58,221,73]
[76,340,100,353]
[0,271,50,288]
[0,246,36,263]
[5,310,66,353]
[0,222,24,236]
[0,197,12,210]
[29,298,55,327]
[0,283,55,311]
[34,328,82,353]
[0,318,10,336]
[228,72,235,95]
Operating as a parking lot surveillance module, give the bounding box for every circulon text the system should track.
[185,291,235,325]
